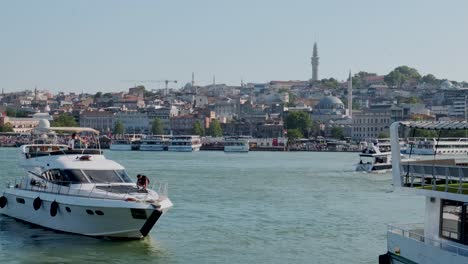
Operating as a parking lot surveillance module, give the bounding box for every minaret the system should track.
[311,42,319,81]
[213,75,216,86]
[191,72,195,87]
[348,70,353,118]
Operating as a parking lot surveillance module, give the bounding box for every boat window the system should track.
[115,170,133,183]
[440,200,463,242]
[83,170,124,183]
[62,170,89,184]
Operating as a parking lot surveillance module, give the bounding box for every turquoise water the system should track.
[0,149,424,264]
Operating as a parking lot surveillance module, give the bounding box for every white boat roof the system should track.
[42,155,124,170]
[400,121,468,130]
[49,126,100,134]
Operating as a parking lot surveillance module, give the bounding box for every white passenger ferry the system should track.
[167,135,202,152]
[355,143,392,172]
[0,120,172,239]
[139,136,169,151]
[404,138,468,155]
[110,134,143,151]
[224,136,250,153]
[380,121,468,263]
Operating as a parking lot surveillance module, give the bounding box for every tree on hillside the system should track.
[151,118,164,135]
[285,111,312,137]
[51,113,77,127]
[114,120,125,135]
[352,71,377,88]
[384,66,421,88]
[421,74,440,85]
[207,119,223,137]
[320,78,339,89]
[6,108,28,118]
[94,92,103,99]
[192,120,205,136]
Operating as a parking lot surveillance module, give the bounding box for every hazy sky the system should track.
[1,0,467,93]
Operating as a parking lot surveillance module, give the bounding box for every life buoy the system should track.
[50,201,58,217]
[33,197,42,211]
[0,196,7,208]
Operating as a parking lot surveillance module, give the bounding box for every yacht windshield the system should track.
[116,170,133,183]
[83,170,131,183]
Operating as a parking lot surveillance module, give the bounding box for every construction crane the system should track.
[120,79,178,95]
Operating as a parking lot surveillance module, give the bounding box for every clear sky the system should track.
[1,0,467,93]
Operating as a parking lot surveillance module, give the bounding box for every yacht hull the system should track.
[0,191,169,239]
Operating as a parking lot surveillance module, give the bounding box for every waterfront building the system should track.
[79,110,115,133]
[352,110,391,141]
[114,110,150,134]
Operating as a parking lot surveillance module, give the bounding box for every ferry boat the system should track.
[380,121,468,263]
[0,120,172,239]
[167,135,202,152]
[110,134,143,151]
[139,136,169,151]
[224,136,249,153]
[404,138,468,155]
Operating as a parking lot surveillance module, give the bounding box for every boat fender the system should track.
[378,253,391,264]
[0,196,7,208]
[33,197,42,211]
[50,201,59,217]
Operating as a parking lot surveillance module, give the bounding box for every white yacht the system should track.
[224,136,250,153]
[380,121,468,263]
[355,143,392,172]
[139,136,169,151]
[0,120,172,239]
[167,135,202,152]
[404,137,468,155]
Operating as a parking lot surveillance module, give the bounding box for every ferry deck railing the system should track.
[7,176,169,203]
[388,224,468,258]
[399,160,468,194]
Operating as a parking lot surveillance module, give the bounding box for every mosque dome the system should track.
[441,80,454,90]
[316,96,345,110]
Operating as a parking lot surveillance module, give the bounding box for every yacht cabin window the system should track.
[440,199,468,244]
[42,169,89,184]
[83,170,133,183]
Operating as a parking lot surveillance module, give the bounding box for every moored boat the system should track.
[224,136,249,153]
[0,120,172,239]
[167,135,201,152]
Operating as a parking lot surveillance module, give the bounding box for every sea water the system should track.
[0,149,423,264]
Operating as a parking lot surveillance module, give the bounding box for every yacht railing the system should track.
[7,176,169,203]
[399,161,468,193]
[388,224,468,258]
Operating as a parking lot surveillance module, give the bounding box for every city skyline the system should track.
[1,0,467,93]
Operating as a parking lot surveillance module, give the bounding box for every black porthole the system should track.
[95,210,104,216]
[65,207,71,213]
[86,209,94,215]
[16,198,25,204]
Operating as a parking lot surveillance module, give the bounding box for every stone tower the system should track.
[311,42,319,81]
[348,70,353,118]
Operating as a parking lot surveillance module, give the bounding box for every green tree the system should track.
[287,128,303,141]
[151,118,164,135]
[51,113,77,127]
[330,127,344,140]
[384,66,421,87]
[320,78,339,89]
[192,120,205,136]
[207,119,223,137]
[94,92,103,99]
[285,111,312,137]
[6,108,28,117]
[114,120,125,135]
[352,71,377,88]
[0,122,14,132]
[421,74,439,85]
